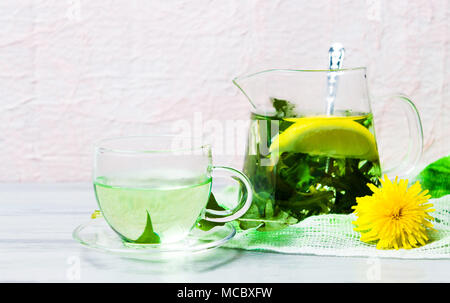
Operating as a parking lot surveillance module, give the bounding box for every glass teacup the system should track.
[93,136,252,244]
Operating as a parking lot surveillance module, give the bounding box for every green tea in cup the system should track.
[93,136,252,244]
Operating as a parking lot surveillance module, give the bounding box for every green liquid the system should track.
[94,175,212,243]
[242,111,382,230]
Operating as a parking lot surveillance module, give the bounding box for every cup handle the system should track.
[380,94,424,177]
[204,165,253,223]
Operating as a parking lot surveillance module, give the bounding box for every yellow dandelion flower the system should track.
[352,175,435,250]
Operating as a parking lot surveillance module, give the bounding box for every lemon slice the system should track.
[270,116,379,161]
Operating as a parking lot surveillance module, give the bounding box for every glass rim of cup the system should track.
[94,135,211,154]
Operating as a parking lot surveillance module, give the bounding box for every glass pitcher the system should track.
[233,68,423,231]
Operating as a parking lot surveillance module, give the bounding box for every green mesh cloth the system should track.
[224,156,450,259]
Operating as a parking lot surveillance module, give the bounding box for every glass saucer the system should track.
[72,217,236,260]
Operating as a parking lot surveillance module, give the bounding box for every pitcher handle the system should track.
[380,94,424,177]
[204,166,253,223]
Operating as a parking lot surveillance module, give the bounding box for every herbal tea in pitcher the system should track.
[240,100,381,230]
[234,66,423,231]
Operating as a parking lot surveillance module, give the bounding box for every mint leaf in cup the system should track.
[134,211,161,244]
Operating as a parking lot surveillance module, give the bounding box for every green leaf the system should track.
[414,155,450,199]
[238,192,299,231]
[196,193,226,231]
[134,211,161,244]
[237,203,265,230]
[261,208,298,231]
[238,205,298,231]
[271,98,297,118]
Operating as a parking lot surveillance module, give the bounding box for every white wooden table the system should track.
[1,183,449,283]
